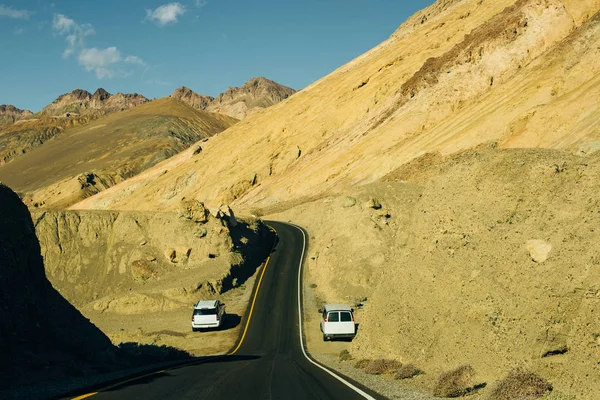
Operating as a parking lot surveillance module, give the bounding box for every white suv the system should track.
[192,300,225,331]
[319,304,356,341]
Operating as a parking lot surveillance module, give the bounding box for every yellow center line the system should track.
[71,230,277,399]
[71,393,98,400]
[229,252,272,355]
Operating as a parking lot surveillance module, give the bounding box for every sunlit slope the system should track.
[0,97,237,208]
[74,0,600,211]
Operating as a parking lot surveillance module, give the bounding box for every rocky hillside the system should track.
[0,104,32,126]
[0,97,237,208]
[274,147,600,399]
[0,115,98,166]
[75,0,600,213]
[171,86,214,110]
[39,88,148,117]
[0,184,116,391]
[32,201,275,355]
[171,77,296,120]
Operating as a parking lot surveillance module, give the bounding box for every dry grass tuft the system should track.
[434,365,481,397]
[339,349,353,361]
[354,359,371,369]
[488,368,552,400]
[364,359,402,375]
[395,363,422,379]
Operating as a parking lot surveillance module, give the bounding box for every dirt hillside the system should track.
[73,0,600,213]
[0,97,237,208]
[32,203,275,355]
[271,147,600,399]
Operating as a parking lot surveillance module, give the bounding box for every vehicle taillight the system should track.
[352,314,355,322]
[324,317,328,322]
[216,313,220,321]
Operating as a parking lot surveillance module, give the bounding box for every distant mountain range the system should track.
[1,77,295,126]
[172,77,296,120]
[38,88,149,117]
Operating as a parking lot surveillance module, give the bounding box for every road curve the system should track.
[65,221,383,400]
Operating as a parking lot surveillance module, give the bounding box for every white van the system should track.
[319,304,356,341]
[191,300,225,331]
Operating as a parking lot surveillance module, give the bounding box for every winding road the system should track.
[67,222,382,400]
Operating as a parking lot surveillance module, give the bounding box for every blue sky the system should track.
[0,1,433,112]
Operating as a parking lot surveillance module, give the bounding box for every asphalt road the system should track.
[67,221,382,400]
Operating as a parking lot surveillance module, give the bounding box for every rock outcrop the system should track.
[0,104,33,126]
[206,77,296,119]
[40,88,149,117]
[0,184,116,389]
[171,77,296,120]
[171,86,214,110]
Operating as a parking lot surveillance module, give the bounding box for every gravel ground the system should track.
[312,354,436,400]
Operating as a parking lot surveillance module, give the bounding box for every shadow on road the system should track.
[104,354,261,392]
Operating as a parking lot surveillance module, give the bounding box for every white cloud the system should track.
[52,14,95,58]
[146,3,185,26]
[0,5,31,19]
[13,27,25,35]
[124,55,147,67]
[51,13,146,79]
[195,0,207,8]
[78,47,122,79]
[52,14,76,33]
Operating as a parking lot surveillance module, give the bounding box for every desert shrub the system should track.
[339,350,352,361]
[434,365,480,397]
[488,368,552,400]
[354,359,371,369]
[395,363,422,379]
[364,359,402,375]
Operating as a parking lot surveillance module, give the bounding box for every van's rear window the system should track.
[340,312,352,322]
[327,312,339,322]
[194,309,217,315]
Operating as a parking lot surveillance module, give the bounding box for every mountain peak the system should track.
[206,77,296,119]
[92,88,111,101]
[41,88,148,117]
[171,86,214,110]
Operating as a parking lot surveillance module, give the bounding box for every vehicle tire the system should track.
[192,327,199,332]
[322,334,327,342]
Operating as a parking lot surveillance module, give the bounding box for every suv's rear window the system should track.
[194,308,217,315]
[327,312,339,322]
[340,311,352,322]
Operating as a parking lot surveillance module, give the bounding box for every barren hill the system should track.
[0,104,32,126]
[39,88,149,117]
[172,77,296,120]
[75,0,600,213]
[0,97,237,208]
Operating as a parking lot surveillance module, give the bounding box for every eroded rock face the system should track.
[171,77,296,120]
[0,104,33,126]
[0,184,115,388]
[40,88,149,117]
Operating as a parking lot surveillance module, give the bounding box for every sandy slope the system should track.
[0,98,236,208]
[74,0,600,213]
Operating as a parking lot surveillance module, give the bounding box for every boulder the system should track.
[179,199,209,223]
[343,196,357,208]
[526,239,552,263]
